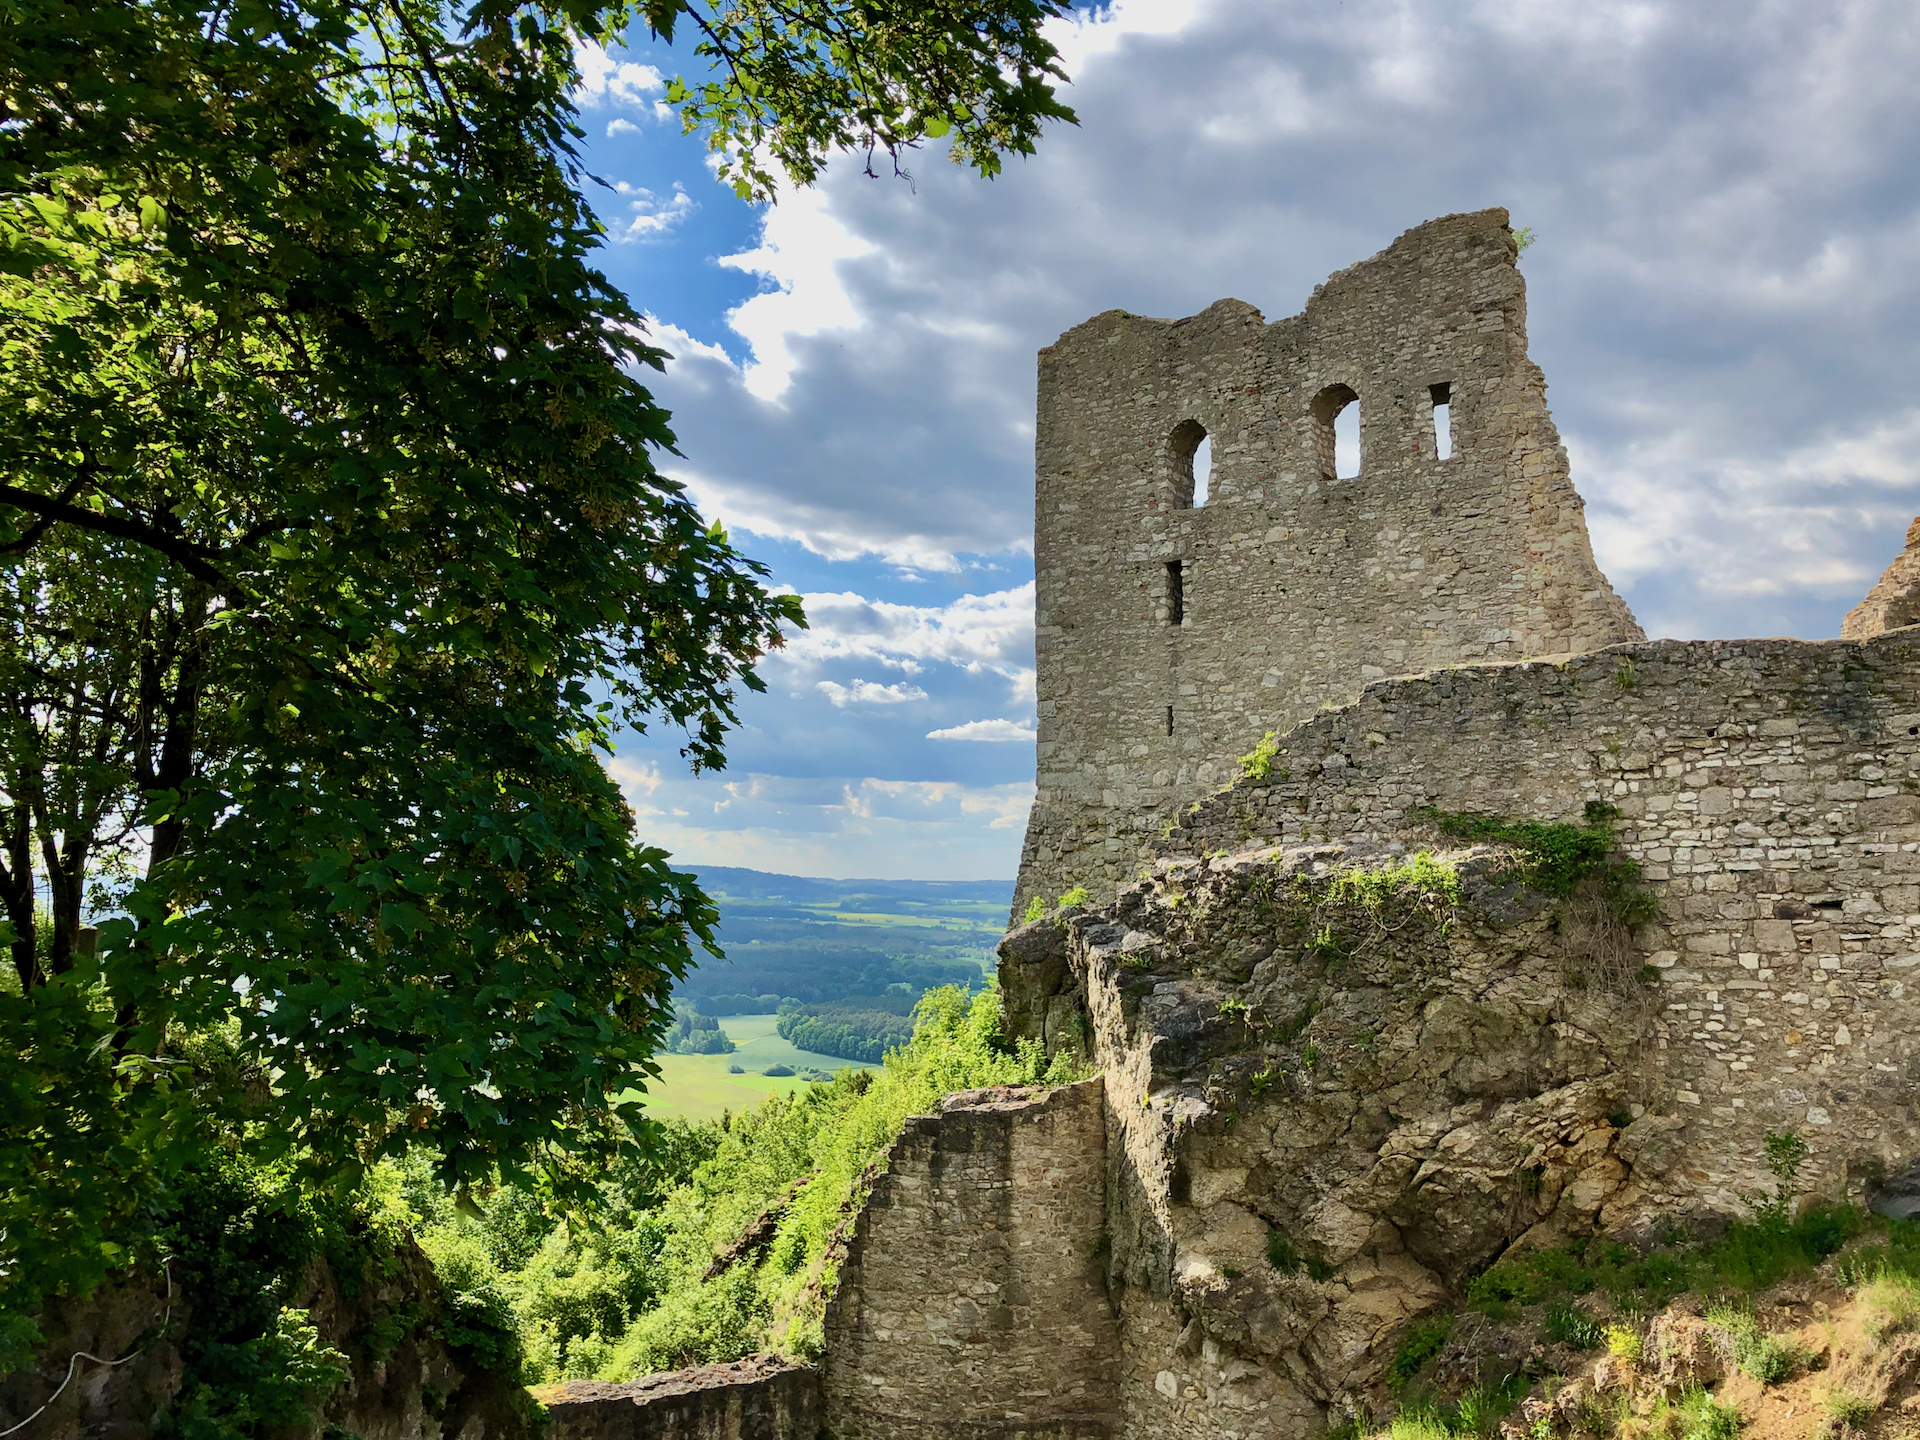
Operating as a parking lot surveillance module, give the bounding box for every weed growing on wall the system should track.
[1239,732,1289,782]
[1414,803,1659,990]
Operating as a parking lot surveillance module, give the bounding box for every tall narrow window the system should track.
[1430,381,1453,461]
[1310,384,1360,481]
[1166,705,1175,736]
[1333,403,1360,479]
[1166,560,1184,626]
[1169,419,1209,508]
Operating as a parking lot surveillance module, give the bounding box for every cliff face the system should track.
[1006,845,1660,1439]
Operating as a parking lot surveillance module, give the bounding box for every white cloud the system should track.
[573,40,666,108]
[611,182,695,243]
[926,719,1037,743]
[607,118,640,138]
[779,585,1034,675]
[715,185,877,401]
[606,756,662,796]
[816,679,930,707]
[604,766,1034,878]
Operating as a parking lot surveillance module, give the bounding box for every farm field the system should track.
[629,1014,880,1124]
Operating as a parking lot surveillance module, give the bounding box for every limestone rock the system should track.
[1844,517,1920,639]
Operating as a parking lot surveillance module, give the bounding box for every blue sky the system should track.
[574,0,1920,882]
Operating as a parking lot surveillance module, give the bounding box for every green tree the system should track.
[0,0,1075,1353]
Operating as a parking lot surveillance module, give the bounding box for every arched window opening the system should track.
[1310,384,1360,481]
[1430,381,1453,461]
[1168,418,1209,508]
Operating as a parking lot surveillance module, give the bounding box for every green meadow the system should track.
[628,1014,880,1124]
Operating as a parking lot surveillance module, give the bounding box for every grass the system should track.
[1464,1205,1867,1322]
[1704,1301,1799,1383]
[1860,1270,1920,1339]
[624,1015,878,1124]
[1823,1390,1878,1429]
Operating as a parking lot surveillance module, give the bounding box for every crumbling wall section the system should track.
[821,1079,1121,1440]
[539,1356,820,1440]
[1015,208,1641,917]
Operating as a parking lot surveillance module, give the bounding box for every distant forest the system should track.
[676,868,1010,1018]
[775,994,919,1065]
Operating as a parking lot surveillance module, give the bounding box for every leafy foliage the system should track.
[0,0,1072,1351]
[642,0,1079,200]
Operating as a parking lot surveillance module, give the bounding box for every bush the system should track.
[1706,1302,1798,1384]
[1389,1313,1453,1388]
[1604,1322,1643,1361]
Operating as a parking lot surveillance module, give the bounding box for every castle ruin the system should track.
[542,213,1920,1440]
[1015,209,1641,914]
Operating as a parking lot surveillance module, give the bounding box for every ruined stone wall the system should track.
[539,1356,820,1440]
[1014,208,1642,917]
[993,626,1920,1439]
[1140,627,1920,1177]
[821,1080,1121,1440]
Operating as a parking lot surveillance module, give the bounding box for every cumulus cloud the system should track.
[573,40,667,110]
[927,719,1037,743]
[816,679,930,707]
[780,585,1033,674]
[609,182,695,243]
[628,0,1920,633]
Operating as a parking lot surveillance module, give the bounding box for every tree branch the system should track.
[0,485,232,591]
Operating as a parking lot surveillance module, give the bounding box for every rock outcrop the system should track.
[1844,516,1920,639]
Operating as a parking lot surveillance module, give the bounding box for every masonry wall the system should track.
[539,1357,819,1440]
[1143,629,1920,1189]
[1014,208,1641,917]
[821,1080,1121,1440]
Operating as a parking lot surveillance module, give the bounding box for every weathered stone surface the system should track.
[821,1079,1121,1440]
[1013,208,1641,917]
[1845,516,1920,639]
[538,1356,819,1440]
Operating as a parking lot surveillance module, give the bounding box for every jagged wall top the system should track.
[1013,208,1643,915]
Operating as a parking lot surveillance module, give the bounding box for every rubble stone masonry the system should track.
[821,1080,1121,1440]
[1014,208,1641,917]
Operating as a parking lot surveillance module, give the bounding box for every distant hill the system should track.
[675,867,1013,1011]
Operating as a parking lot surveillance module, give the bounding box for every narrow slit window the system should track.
[1430,381,1453,461]
[1169,419,1209,508]
[1333,402,1360,479]
[1166,705,1175,737]
[1310,384,1360,481]
[1166,560,1185,626]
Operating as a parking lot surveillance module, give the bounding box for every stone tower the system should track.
[1012,209,1642,914]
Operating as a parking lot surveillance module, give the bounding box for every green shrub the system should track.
[1675,1388,1741,1440]
[1603,1322,1642,1361]
[1706,1302,1797,1384]
[1823,1390,1877,1429]
[1389,1313,1453,1388]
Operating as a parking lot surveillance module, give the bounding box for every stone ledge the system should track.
[536,1354,819,1440]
